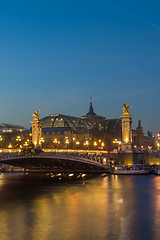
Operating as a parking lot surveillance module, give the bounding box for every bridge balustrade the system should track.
[0,151,109,168]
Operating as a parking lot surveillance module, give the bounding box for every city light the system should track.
[103,158,106,165]
[68,173,74,177]
[125,138,128,143]
[113,139,119,144]
[24,142,28,146]
[93,141,97,146]
[40,137,45,143]
[82,174,86,177]
[8,144,12,148]
[84,140,89,146]
[65,139,69,144]
[16,136,21,141]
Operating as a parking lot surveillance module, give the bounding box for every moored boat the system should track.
[155,169,160,175]
[112,165,149,175]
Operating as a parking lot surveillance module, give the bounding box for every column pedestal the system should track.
[30,119,42,149]
[121,114,133,152]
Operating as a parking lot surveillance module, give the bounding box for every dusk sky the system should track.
[0,0,160,135]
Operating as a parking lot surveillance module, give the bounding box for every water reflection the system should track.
[0,173,160,240]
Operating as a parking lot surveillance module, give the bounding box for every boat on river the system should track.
[112,165,149,175]
[155,169,160,175]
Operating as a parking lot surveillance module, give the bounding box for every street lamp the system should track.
[84,140,89,149]
[24,141,29,147]
[54,138,58,143]
[65,139,69,144]
[75,141,80,149]
[101,142,105,147]
[8,143,12,152]
[93,141,97,146]
[40,137,45,143]
[16,136,21,142]
[113,139,119,144]
[84,140,89,146]
[16,136,21,148]
[113,139,121,150]
[65,139,70,149]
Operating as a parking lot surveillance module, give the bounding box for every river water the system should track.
[0,173,160,240]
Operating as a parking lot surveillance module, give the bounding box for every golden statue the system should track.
[122,104,131,115]
[33,109,40,119]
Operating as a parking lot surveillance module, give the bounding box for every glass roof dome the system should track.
[41,114,93,131]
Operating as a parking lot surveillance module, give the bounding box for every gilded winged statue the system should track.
[33,109,40,119]
[122,104,131,114]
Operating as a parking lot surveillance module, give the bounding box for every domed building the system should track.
[42,114,92,131]
[39,100,122,150]
[81,99,106,131]
[0,102,155,151]
[41,113,93,149]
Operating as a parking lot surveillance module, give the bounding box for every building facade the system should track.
[0,102,156,151]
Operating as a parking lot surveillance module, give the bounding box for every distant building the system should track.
[132,120,155,150]
[0,123,25,133]
[39,102,156,150]
[0,123,26,149]
[81,99,106,128]
[0,102,156,150]
[39,100,122,150]
[41,113,90,149]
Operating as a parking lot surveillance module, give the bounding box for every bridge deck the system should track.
[0,152,109,173]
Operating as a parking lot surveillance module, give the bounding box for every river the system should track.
[0,173,160,240]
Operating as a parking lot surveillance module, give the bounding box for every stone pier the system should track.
[121,104,133,151]
[30,109,42,149]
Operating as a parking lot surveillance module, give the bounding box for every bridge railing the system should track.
[0,151,109,166]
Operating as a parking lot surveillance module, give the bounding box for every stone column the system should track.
[121,104,133,151]
[30,109,43,149]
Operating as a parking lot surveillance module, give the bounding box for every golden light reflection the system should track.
[0,174,5,188]
[0,175,143,240]
[0,201,29,239]
[30,178,111,240]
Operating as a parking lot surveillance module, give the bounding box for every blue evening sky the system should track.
[0,0,160,135]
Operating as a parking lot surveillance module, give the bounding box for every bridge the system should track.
[0,151,110,173]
